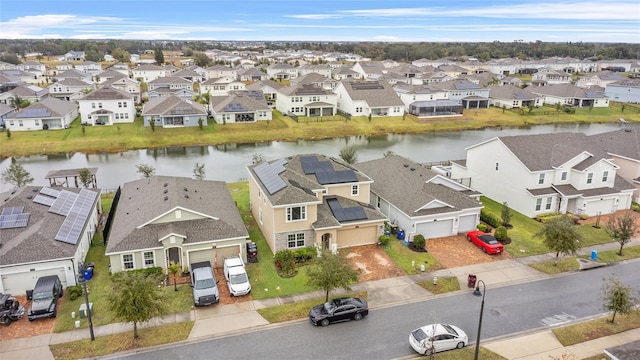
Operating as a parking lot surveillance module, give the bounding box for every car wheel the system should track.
[456,342,465,349]
[2,317,11,326]
[353,313,363,321]
[482,247,487,253]
[424,348,433,356]
[320,319,330,327]
[466,235,471,242]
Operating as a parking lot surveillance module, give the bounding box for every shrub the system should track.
[116,266,164,279]
[477,223,489,232]
[66,285,84,300]
[378,234,391,247]
[293,246,317,264]
[274,249,296,276]
[494,226,508,242]
[480,209,501,228]
[412,234,426,249]
[579,213,590,220]
[632,202,640,212]
[535,212,562,223]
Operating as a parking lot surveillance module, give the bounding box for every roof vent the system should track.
[27,195,32,199]
[164,189,168,194]
[164,196,168,201]
[32,188,39,192]
[184,194,189,199]
[183,187,188,192]
[164,183,168,187]
[404,164,409,168]
[410,168,415,171]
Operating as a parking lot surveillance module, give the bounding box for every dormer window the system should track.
[538,174,545,185]
[351,185,359,196]
[561,172,568,181]
[587,173,593,184]
[602,171,609,182]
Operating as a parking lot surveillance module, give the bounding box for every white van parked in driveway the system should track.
[223,256,251,296]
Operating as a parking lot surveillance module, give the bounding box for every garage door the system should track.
[416,219,454,239]
[215,245,242,268]
[458,214,478,233]
[1,267,68,294]
[338,225,377,248]
[585,199,615,216]
[188,249,216,267]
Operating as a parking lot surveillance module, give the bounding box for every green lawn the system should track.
[553,310,640,346]
[382,239,444,274]
[416,276,460,294]
[480,197,614,258]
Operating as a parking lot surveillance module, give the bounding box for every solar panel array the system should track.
[0,207,30,229]
[16,108,51,118]
[33,194,56,206]
[55,189,98,245]
[246,91,264,100]
[49,190,78,216]
[326,198,367,222]
[513,92,533,100]
[223,103,249,112]
[351,82,384,90]
[40,187,61,198]
[454,82,479,90]
[300,156,358,184]
[585,91,601,99]
[254,159,288,195]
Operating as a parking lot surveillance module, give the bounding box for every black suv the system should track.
[27,275,63,321]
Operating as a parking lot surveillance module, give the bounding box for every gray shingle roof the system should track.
[142,96,206,116]
[106,176,248,254]
[589,128,640,161]
[0,186,100,266]
[353,155,482,217]
[8,97,76,119]
[81,87,133,100]
[339,80,404,107]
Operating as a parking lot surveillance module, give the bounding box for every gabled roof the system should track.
[279,83,333,97]
[133,64,164,71]
[9,97,76,119]
[149,76,192,85]
[339,80,404,107]
[142,95,206,116]
[7,84,48,97]
[527,84,608,99]
[433,79,482,91]
[246,79,284,91]
[212,91,270,113]
[50,78,92,87]
[56,69,88,79]
[80,87,133,101]
[589,128,640,161]
[0,186,100,266]
[353,155,481,217]
[489,85,539,100]
[106,176,248,254]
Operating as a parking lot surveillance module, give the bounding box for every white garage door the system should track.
[188,249,216,267]
[216,245,242,267]
[416,219,454,239]
[585,199,616,216]
[1,267,67,295]
[458,214,478,233]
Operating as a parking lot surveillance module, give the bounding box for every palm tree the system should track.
[9,95,30,112]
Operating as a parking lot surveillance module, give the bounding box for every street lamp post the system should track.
[473,279,486,360]
[78,275,95,341]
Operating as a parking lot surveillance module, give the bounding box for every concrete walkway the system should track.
[2,239,639,359]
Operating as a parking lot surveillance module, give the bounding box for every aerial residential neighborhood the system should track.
[1,4,640,356]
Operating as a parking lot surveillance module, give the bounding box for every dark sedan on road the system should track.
[466,230,504,254]
[309,297,368,326]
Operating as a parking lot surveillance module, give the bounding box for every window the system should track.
[602,171,609,182]
[495,162,499,171]
[35,120,39,126]
[18,120,23,127]
[587,172,593,184]
[122,254,134,270]
[123,102,127,107]
[259,208,263,224]
[143,251,155,268]
[287,233,305,248]
[538,174,545,184]
[561,172,568,181]
[286,205,306,221]
[351,184,359,196]
[545,197,552,210]
[92,103,95,109]
[535,198,542,211]
[98,103,102,108]
[376,196,381,208]
[118,102,122,108]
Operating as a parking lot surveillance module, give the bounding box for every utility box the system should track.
[79,303,93,319]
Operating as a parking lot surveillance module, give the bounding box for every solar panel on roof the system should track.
[33,194,56,207]
[316,169,358,185]
[16,108,51,118]
[254,161,287,195]
[513,92,533,100]
[0,212,30,229]
[326,198,367,222]
[49,190,78,216]
[1,206,24,215]
[40,187,61,198]
[454,82,478,90]
[585,91,601,98]
[351,82,384,90]
[54,189,98,245]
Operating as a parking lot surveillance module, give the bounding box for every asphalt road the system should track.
[117,261,640,360]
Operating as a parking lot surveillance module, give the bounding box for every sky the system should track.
[0,0,639,43]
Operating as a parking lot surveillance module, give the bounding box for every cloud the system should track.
[285,14,342,20]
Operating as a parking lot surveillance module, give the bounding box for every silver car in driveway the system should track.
[409,323,468,355]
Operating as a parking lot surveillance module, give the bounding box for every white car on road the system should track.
[409,323,468,356]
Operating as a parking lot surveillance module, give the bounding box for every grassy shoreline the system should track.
[2,106,637,158]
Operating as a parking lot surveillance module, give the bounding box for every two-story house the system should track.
[132,64,166,82]
[48,78,95,101]
[333,80,404,117]
[432,80,490,109]
[78,87,135,125]
[75,61,103,76]
[531,69,572,86]
[266,62,298,81]
[450,132,635,218]
[210,90,272,124]
[200,76,246,97]
[147,77,195,100]
[247,154,387,254]
[102,75,141,103]
[276,84,338,117]
[394,83,459,116]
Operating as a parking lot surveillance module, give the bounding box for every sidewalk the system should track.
[2,239,639,360]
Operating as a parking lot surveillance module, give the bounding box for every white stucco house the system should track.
[0,186,101,293]
[78,87,136,125]
[210,90,272,124]
[276,83,338,117]
[333,80,404,117]
[142,95,207,128]
[132,64,166,82]
[5,97,78,131]
[451,132,635,218]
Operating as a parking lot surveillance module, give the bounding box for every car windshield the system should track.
[323,300,337,313]
[479,235,499,244]
[229,273,248,285]
[33,291,52,300]
[412,328,428,341]
[441,324,459,336]
[195,278,215,290]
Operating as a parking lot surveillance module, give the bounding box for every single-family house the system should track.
[246,79,284,106]
[331,66,362,81]
[200,77,246,97]
[590,128,640,203]
[78,87,135,125]
[147,76,195,100]
[54,69,93,84]
[437,64,470,77]
[0,103,15,127]
[605,79,640,103]
[576,71,626,88]
[531,69,572,86]
[210,90,272,124]
[265,62,298,80]
[142,95,207,128]
[48,78,95,101]
[105,176,249,271]
[488,85,542,109]
[237,67,268,82]
[290,72,338,91]
[105,63,131,77]
[132,64,166,82]
[333,80,404,117]
[353,155,482,241]
[59,51,85,62]
[0,186,101,293]
[351,61,387,80]
[16,61,47,81]
[276,83,338,117]
[102,76,142,103]
[5,97,77,131]
[75,61,103,76]
[50,63,74,77]
[0,72,23,93]
[526,84,610,108]
[204,64,237,81]
[394,83,458,116]
[450,132,635,218]
[247,154,387,254]
[172,68,203,83]
[298,64,333,78]
[0,84,49,105]
[432,80,490,109]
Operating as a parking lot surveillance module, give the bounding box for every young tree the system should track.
[135,163,156,178]
[501,202,512,227]
[108,271,167,339]
[537,215,581,265]
[9,95,30,112]
[607,211,639,256]
[149,119,156,132]
[167,261,181,291]
[251,153,265,165]
[154,47,165,64]
[306,250,360,302]
[78,168,93,188]
[601,276,638,323]
[5,128,10,138]
[383,150,395,157]
[339,145,358,164]
[197,118,204,130]
[192,162,205,180]
[1,162,34,188]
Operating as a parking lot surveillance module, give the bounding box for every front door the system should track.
[167,247,181,268]
[321,233,331,250]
